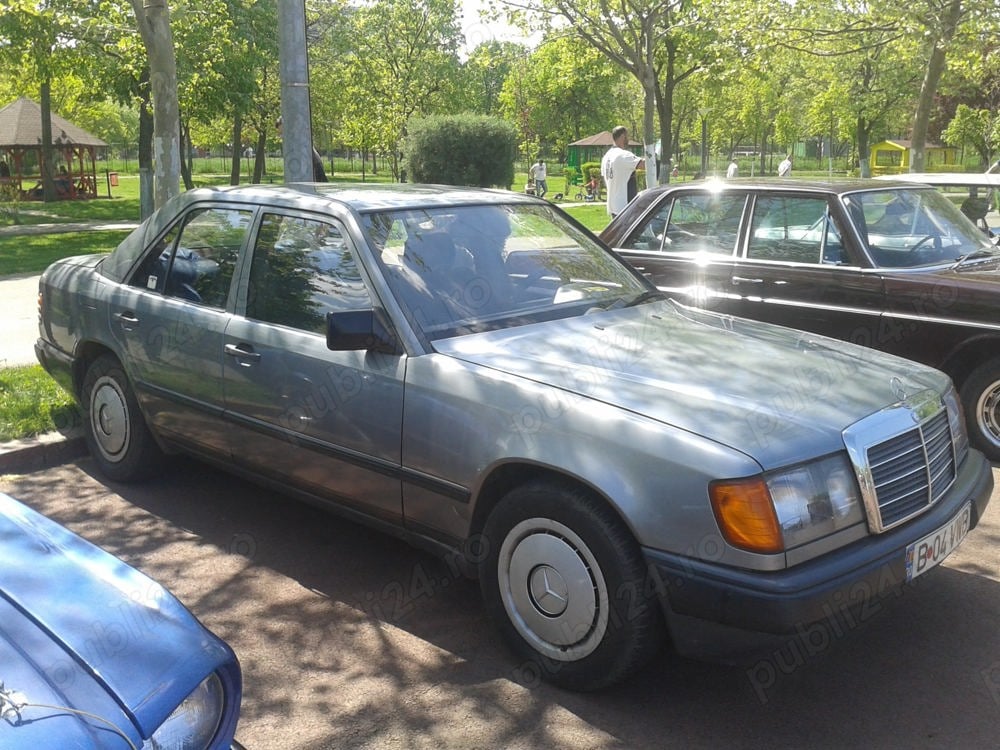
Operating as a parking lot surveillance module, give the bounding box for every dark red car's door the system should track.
[608,190,747,313]
[725,194,887,344]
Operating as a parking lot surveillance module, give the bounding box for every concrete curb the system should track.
[0,428,87,474]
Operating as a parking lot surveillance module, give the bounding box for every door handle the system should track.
[114,311,140,331]
[224,343,262,365]
[732,276,764,285]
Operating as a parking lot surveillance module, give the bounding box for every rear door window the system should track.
[619,192,746,255]
[130,207,253,309]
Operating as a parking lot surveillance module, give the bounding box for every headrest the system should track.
[404,230,456,272]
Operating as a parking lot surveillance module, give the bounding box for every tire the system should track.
[959,358,1000,462]
[81,354,163,481]
[479,480,664,690]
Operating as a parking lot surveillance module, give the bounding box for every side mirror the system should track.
[326,309,398,354]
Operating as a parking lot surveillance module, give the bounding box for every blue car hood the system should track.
[435,300,950,467]
[0,493,235,746]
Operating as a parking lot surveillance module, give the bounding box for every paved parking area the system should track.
[1,457,999,749]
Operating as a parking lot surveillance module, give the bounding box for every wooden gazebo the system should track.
[0,97,107,200]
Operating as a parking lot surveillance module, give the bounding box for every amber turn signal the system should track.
[709,477,784,554]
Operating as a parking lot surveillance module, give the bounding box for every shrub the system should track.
[581,161,602,182]
[0,182,21,225]
[563,166,579,191]
[404,114,517,188]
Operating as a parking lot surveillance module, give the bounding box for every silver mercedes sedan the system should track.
[36,184,992,690]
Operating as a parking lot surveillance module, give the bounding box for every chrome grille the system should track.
[866,409,956,529]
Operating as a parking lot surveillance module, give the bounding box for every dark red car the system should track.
[601,178,1000,460]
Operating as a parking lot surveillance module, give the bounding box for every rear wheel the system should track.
[960,358,1000,462]
[82,354,163,481]
[479,479,664,690]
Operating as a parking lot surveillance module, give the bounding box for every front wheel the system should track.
[959,358,1000,462]
[82,354,164,481]
[479,480,664,690]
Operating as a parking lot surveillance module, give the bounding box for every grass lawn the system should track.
[560,203,610,233]
[0,365,79,442]
[0,229,131,276]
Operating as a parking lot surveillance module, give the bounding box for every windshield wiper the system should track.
[588,289,668,313]
[624,289,669,307]
[950,249,999,269]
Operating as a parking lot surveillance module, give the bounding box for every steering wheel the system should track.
[909,234,943,265]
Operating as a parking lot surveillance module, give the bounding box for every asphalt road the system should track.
[1,456,998,749]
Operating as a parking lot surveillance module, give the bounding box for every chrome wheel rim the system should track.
[976,378,1000,449]
[90,376,130,462]
[497,518,608,662]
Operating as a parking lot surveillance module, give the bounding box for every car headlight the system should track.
[711,454,865,554]
[942,385,969,461]
[143,673,225,750]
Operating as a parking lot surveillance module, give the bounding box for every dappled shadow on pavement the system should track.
[2,458,999,749]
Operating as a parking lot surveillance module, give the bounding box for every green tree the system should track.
[509,0,736,185]
[942,104,998,168]
[333,0,465,178]
[462,40,529,115]
[498,35,634,158]
[768,0,922,176]
[904,0,999,171]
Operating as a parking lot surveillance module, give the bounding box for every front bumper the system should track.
[645,448,993,656]
[35,336,76,395]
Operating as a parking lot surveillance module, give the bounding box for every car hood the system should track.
[0,493,236,745]
[434,300,949,468]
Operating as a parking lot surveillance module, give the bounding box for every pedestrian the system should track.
[275,116,328,182]
[528,157,548,199]
[778,154,792,177]
[726,158,739,179]
[600,126,643,217]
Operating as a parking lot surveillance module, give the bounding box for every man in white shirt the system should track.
[600,126,643,217]
[528,158,548,198]
[778,154,793,177]
[726,158,739,178]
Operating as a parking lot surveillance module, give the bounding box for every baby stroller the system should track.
[574,178,600,202]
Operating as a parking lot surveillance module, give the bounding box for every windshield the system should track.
[843,188,995,269]
[362,203,648,339]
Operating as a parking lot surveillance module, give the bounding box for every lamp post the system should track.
[698,107,711,177]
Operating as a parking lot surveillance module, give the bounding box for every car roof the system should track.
[645,177,931,195]
[172,182,539,214]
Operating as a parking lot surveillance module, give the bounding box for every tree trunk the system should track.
[131,0,181,208]
[179,120,194,190]
[909,0,964,173]
[230,113,243,186]
[39,81,56,203]
[252,130,267,184]
[639,34,658,188]
[857,115,872,178]
[137,82,154,219]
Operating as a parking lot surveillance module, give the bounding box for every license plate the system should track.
[905,503,971,582]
